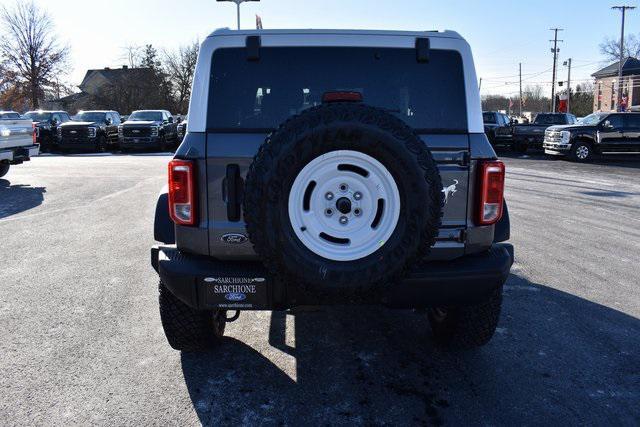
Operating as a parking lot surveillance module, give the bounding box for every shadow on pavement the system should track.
[181,274,640,425]
[0,179,46,219]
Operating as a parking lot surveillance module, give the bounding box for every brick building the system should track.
[592,57,640,112]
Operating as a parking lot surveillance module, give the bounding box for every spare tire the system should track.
[244,103,443,294]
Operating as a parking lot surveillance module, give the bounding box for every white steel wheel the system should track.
[288,150,401,262]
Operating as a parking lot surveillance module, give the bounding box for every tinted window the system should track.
[483,113,496,124]
[533,114,567,125]
[605,114,624,129]
[0,112,21,119]
[624,114,640,129]
[76,112,106,123]
[129,111,163,121]
[24,112,52,122]
[208,47,467,131]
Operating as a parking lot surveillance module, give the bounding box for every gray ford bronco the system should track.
[151,29,514,351]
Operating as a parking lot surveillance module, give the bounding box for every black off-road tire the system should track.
[428,287,503,350]
[0,163,9,178]
[569,140,593,162]
[243,103,443,296]
[158,281,225,351]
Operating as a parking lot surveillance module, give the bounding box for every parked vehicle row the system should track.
[0,111,39,178]
[11,109,185,153]
[484,110,640,161]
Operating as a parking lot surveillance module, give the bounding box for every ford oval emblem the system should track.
[221,233,248,244]
[225,292,247,301]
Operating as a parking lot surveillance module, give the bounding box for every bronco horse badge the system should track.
[442,180,459,204]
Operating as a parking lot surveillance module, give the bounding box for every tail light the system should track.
[168,159,196,225]
[476,160,505,225]
[32,123,38,144]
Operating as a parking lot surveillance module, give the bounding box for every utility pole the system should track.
[217,0,260,30]
[612,5,635,111]
[564,58,572,113]
[519,63,523,116]
[549,28,564,112]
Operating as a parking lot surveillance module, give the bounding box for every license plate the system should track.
[204,276,269,309]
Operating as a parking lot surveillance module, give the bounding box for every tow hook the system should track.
[224,310,241,323]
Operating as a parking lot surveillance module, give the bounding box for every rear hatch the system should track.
[205,46,470,260]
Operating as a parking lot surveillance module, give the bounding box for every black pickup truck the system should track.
[57,110,121,152]
[544,112,640,162]
[118,110,178,151]
[483,111,514,149]
[23,110,72,152]
[513,113,577,153]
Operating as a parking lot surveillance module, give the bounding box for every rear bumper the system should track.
[0,144,39,164]
[151,243,514,310]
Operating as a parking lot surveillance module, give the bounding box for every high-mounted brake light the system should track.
[168,159,196,226]
[476,160,505,225]
[322,91,363,103]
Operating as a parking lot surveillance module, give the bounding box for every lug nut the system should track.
[339,184,348,192]
[354,208,362,216]
[325,208,333,216]
[325,192,334,201]
[339,216,348,225]
[353,192,363,201]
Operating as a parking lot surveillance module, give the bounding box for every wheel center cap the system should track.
[336,197,352,214]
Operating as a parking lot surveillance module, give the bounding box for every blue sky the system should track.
[4,0,637,96]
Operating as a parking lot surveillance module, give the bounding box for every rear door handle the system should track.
[223,164,243,222]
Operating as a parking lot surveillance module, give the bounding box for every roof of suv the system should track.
[207,28,463,40]
[191,28,482,134]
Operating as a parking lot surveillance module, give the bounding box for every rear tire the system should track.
[428,287,503,350]
[0,163,9,178]
[158,281,225,351]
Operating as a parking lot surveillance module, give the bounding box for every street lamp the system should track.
[217,0,260,30]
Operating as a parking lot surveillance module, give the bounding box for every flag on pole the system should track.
[256,14,263,29]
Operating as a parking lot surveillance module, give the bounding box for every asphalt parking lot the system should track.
[1,152,639,425]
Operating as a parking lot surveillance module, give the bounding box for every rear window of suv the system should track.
[207,47,467,132]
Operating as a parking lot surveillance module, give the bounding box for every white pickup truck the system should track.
[0,111,39,178]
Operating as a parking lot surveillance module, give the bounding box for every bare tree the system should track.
[119,44,143,68]
[599,34,640,62]
[0,1,68,108]
[163,41,199,113]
